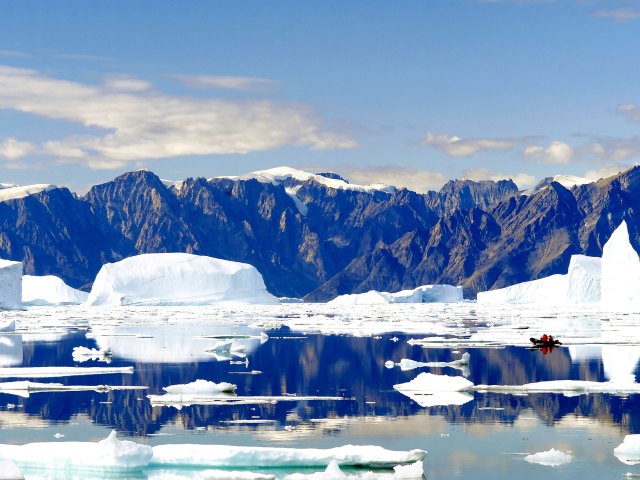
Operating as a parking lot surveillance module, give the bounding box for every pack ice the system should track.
[22,275,88,306]
[0,259,21,311]
[86,253,278,306]
[328,285,463,306]
[477,220,640,305]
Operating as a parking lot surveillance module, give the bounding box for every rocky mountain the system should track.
[1,165,639,300]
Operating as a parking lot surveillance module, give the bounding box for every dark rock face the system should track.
[2,167,639,300]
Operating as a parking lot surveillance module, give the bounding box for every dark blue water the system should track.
[1,326,639,478]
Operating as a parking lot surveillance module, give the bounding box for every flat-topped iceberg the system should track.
[163,379,237,395]
[22,275,88,306]
[0,260,21,311]
[393,373,474,393]
[86,253,278,306]
[0,430,152,472]
[328,285,462,306]
[151,444,426,468]
[524,449,573,467]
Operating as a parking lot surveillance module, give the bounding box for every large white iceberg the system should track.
[151,444,426,468]
[0,260,21,310]
[328,285,463,306]
[86,253,278,306]
[615,435,640,465]
[22,275,88,306]
[602,220,640,304]
[0,430,152,472]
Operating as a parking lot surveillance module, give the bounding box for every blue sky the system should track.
[0,0,639,193]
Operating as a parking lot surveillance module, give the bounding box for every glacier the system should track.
[0,259,22,311]
[86,253,278,306]
[328,285,463,306]
[22,275,88,306]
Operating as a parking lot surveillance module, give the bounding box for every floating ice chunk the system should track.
[0,460,23,479]
[163,379,237,395]
[615,435,640,465]
[72,346,112,363]
[327,285,462,306]
[151,444,426,468]
[397,390,474,408]
[602,221,640,305]
[393,373,474,392]
[384,361,395,369]
[283,460,390,480]
[148,394,347,409]
[393,460,424,479]
[0,319,15,333]
[200,469,276,480]
[0,260,22,311]
[0,381,146,398]
[397,353,470,371]
[0,335,22,366]
[86,253,278,306]
[524,449,573,467]
[22,275,88,306]
[0,366,133,378]
[0,430,152,471]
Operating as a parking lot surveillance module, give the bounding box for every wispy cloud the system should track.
[463,167,537,189]
[578,136,640,163]
[422,132,519,156]
[337,165,448,192]
[172,74,278,92]
[618,103,640,123]
[102,74,152,92]
[53,52,115,63]
[0,138,36,161]
[0,49,32,58]
[590,8,640,22]
[523,140,574,164]
[584,164,634,182]
[0,65,356,169]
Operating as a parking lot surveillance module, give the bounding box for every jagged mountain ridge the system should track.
[0,166,639,300]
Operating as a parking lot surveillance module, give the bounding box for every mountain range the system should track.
[1,166,638,301]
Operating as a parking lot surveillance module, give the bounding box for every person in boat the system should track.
[540,334,548,343]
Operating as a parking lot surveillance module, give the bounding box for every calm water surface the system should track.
[0,318,639,479]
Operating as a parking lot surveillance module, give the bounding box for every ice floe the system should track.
[615,435,640,465]
[72,346,112,363]
[524,449,573,467]
[86,253,278,306]
[328,285,462,306]
[393,460,424,478]
[386,353,470,375]
[283,460,391,479]
[0,260,22,311]
[163,379,237,395]
[148,394,348,409]
[22,275,88,306]
[150,444,426,468]
[393,373,474,393]
[0,366,133,378]
[0,381,145,398]
[0,460,23,480]
[0,430,152,472]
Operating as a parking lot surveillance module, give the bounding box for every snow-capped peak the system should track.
[524,175,592,196]
[0,184,58,202]
[215,166,397,194]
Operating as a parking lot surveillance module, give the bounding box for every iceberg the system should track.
[524,449,573,467]
[0,381,146,398]
[477,274,567,305]
[0,430,152,472]
[86,253,278,306]
[328,285,463,306]
[0,460,23,480]
[283,460,392,479]
[393,460,424,479]
[615,435,640,465]
[393,373,474,393]
[602,220,640,304]
[565,255,601,303]
[72,346,112,363]
[0,260,22,310]
[22,275,88,306]
[150,444,426,468]
[0,366,133,378]
[163,379,237,395]
[0,319,15,333]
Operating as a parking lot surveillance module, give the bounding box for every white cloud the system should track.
[590,8,640,22]
[422,132,518,156]
[523,140,574,164]
[584,164,634,182]
[0,65,356,169]
[618,104,640,124]
[0,138,35,161]
[172,74,278,92]
[103,75,152,92]
[578,136,640,163]
[463,167,537,189]
[337,165,448,192]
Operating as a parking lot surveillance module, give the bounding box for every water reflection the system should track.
[0,334,22,366]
